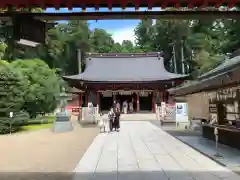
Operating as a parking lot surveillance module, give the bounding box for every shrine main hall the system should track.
[64,52,187,113]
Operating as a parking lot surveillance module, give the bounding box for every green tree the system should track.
[121,40,134,52]
[111,43,123,53]
[0,64,27,133]
[134,19,155,52]
[91,28,114,53]
[0,43,7,60]
[11,59,61,118]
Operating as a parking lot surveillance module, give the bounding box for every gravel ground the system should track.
[0,120,99,180]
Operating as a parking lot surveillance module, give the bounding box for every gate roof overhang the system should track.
[1,10,240,21]
[0,0,239,9]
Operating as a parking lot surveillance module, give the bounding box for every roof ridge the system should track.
[87,52,163,58]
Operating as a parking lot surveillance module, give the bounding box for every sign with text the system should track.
[176,102,189,123]
[161,102,166,118]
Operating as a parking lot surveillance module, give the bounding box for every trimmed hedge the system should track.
[0,112,29,134]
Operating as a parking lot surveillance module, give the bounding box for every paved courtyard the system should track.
[74,121,240,180]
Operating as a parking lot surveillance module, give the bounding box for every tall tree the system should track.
[91,28,114,53]
[134,19,155,52]
[121,40,134,52]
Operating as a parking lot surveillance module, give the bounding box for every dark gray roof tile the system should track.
[64,56,187,82]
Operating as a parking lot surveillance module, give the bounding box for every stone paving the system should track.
[178,136,240,168]
[73,121,240,180]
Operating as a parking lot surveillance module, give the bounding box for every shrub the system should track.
[0,65,27,134]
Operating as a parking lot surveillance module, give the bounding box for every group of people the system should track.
[116,100,134,114]
[108,107,121,131]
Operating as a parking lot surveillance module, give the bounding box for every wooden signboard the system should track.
[209,103,217,113]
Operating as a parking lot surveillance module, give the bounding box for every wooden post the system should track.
[137,92,140,112]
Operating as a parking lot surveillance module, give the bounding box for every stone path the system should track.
[73,121,240,180]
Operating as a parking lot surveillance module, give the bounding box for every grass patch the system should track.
[21,116,56,132]
[22,123,53,131]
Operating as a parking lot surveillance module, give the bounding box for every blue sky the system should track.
[46,8,158,44]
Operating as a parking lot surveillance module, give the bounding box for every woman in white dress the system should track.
[116,101,120,110]
[123,101,128,114]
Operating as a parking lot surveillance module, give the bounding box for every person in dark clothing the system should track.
[114,108,121,131]
[108,107,115,132]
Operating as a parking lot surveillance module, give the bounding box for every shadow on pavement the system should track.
[0,170,239,180]
[149,120,202,137]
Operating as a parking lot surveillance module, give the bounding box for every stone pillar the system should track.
[97,91,100,113]
[137,92,140,112]
[152,91,156,113]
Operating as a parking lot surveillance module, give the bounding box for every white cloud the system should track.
[110,27,136,44]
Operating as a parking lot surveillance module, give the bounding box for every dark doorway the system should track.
[217,103,227,125]
[82,94,86,107]
[100,95,113,111]
[139,93,152,111]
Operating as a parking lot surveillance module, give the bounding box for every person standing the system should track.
[114,108,121,131]
[123,100,128,114]
[129,101,133,113]
[116,101,121,111]
[108,107,115,132]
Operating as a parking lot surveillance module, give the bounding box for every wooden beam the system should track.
[1,10,240,21]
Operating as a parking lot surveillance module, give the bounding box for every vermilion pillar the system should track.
[85,91,88,107]
[97,91,100,113]
[160,91,164,102]
[163,91,167,102]
[136,92,140,112]
[165,91,169,103]
[152,91,156,113]
[78,92,82,120]
[79,92,82,107]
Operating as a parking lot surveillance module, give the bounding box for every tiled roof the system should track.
[64,55,187,82]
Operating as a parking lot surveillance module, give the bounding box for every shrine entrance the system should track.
[116,92,137,112]
[140,92,153,111]
[99,90,154,113]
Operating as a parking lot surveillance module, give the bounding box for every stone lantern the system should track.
[52,88,73,132]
